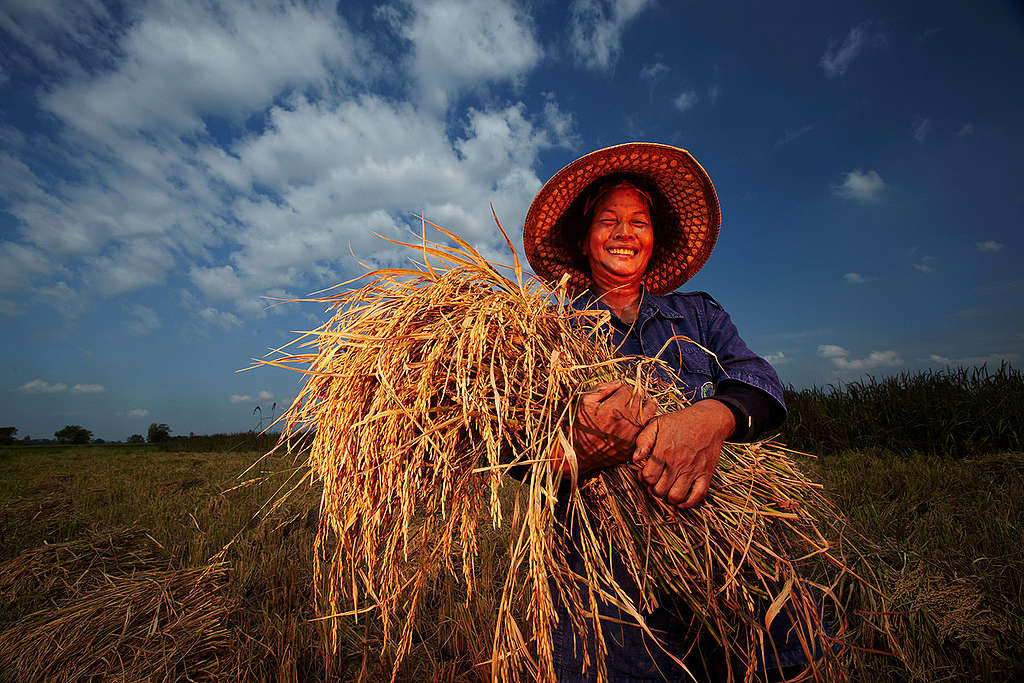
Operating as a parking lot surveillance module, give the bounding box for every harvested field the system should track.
[0,443,1021,681]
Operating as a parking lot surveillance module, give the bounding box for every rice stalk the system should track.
[0,526,166,607]
[0,565,233,682]
[261,219,877,682]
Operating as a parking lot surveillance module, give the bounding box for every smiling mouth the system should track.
[606,247,638,256]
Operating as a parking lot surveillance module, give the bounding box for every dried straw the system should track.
[0,526,166,606]
[262,219,863,682]
[0,566,233,681]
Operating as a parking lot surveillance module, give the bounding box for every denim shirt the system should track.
[574,288,786,416]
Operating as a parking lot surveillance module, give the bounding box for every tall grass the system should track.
[783,364,1023,457]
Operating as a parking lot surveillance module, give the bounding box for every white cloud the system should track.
[820,22,884,78]
[569,0,653,70]
[230,394,252,404]
[197,306,243,331]
[843,272,869,284]
[976,240,1003,253]
[87,239,176,295]
[775,124,814,148]
[928,352,1019,367]
[639,62,669,83]
[707,84,721,104]
[0,240,53,293]
[42,0,372,141]
[125,408,150,417]
[70,383,105,394]
[912,255,935,273]
[257,390,274,401]
[912,116,932,142]
[17,379,69,394]
[818,345,902,370]
[834,169,885,203]
[125,304,161,336]
[957,123,975,137]
[0,0,572,326]
[34,281,88,320]
[763,352,788,365]
[673,90,699,112]
[817,344,848,359]
[400,0,543,112]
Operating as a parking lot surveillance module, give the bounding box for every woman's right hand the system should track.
[566,380,658,476]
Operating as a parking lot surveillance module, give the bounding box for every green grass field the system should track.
[0,444,1021,681]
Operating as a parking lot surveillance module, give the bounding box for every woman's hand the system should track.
[568,380,658,476]
[631,400,736,508]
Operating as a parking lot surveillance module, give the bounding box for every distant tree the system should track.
[55,425,92,444]
[127,434,145,443]
[147,423,171,443]
[0,427,16,445]
[92,438,106,444]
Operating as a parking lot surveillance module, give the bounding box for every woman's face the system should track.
[581,187,654,288]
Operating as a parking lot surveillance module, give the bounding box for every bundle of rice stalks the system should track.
[262,221,868,682]
[0,565,233,681]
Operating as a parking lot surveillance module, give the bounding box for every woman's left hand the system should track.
[631,400,736,508]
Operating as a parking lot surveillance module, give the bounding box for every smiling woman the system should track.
[523,142,798,680]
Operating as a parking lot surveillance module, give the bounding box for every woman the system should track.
[523,143,799,680]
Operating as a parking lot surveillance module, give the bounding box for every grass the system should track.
[782,364,1023,458]
[0,443,1020,681]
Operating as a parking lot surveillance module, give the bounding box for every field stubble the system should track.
[0,444,1021,681]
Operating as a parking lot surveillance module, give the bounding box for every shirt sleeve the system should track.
[710,380,785,442]
[699,295,787,439]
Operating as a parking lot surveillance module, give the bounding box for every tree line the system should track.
[0,424,172,445]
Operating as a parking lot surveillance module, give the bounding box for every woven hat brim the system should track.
[523,143,721,295]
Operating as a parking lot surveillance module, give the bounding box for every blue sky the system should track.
[1,0,1022,441]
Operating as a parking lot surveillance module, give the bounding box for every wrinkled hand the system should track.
[568,380,658,477]
[632,400,736,508]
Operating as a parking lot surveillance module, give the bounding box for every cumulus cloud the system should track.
[817,344,848,359]
[70,384,105,394]
[818,345,902,370]
[775,124,814,148]
[763,352,788,365]
[229,391,272,404]
[400,0,543,112]
[125,304,162,336]
[912,116,932,142]
[15,379,104,393]
[820,22,885,78]
[673,90,698,112]
[0,240,53,293]
[912,255,935,273]
[17,379,69,394]
[125,408,150,417]
[843,272,873,284]
[639,61,669,83]
[0,0,575,329]
[42,0,372,140]
[928,352,1019,367]
[976,240,1003,253]
[197,306,243,331]
[569,0,653,70]
[834,169,885,203]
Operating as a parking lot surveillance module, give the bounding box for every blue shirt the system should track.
[574,288,786,432]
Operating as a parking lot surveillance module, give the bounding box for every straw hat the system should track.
[523,142,721,295]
